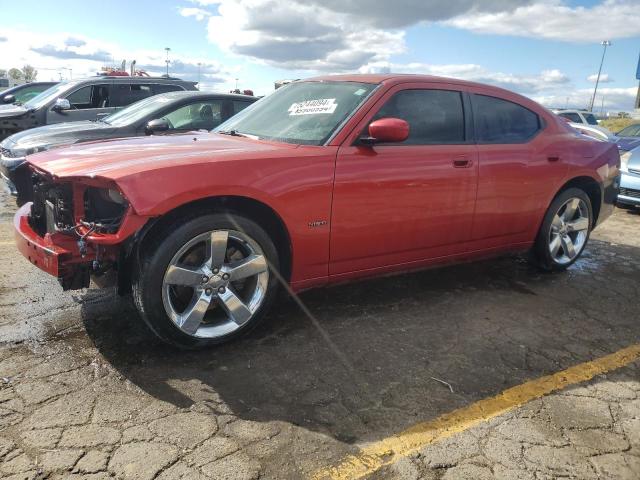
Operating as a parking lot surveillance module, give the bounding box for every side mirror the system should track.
[145,118,170,135]
[52,98,71,112]
[2,94,15,104]
[360,117,410,145]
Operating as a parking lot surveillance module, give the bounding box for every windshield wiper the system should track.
[217,130,260,140]
[217,129,246,137]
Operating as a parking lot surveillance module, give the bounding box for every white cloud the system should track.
[183,0,536,71]
[203,0,405,70]
[535,87,637,111]
[587,73,613,83]
[0,28,234,90]
[189,0,221,5]
[446,0,640,42]
[179,7,211,21]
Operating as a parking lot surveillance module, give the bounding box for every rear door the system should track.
[468,91,566,243]
[47,82,114,123]
[330,83,478,274]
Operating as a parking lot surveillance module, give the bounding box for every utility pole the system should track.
[589,40,611,112]
[165,47,171,77]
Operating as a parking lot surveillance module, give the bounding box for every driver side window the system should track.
[163,100,224,131]
[372,89,465,145]
[65,84,110,110]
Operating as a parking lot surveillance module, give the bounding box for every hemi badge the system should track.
[308,220,328,228]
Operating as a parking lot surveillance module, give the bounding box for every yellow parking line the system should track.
[312,343,640,480]
[0,241,14,246]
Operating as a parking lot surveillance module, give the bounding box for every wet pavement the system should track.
[0,188,639,479]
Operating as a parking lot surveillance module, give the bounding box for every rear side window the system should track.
[110,84,154,107]
[473,94,541,143]
[153,84,184,94]
[559,112,582,123]
[373,89,465,144]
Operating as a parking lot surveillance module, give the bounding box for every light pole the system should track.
[61,67,72,80]
[197,62,201,84]
[165,47,171,77]
[589,40,611,112]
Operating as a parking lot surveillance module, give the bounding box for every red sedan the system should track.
[14,74,620,348]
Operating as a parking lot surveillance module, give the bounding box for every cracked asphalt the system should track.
[1,187,639,480]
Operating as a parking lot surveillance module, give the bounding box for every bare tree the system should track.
[0,69,6,79]
[21,65,37,82]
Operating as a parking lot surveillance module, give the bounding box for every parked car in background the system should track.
[0,82,57,105]
[13,74,619,348]
[614,123,640,152]
[568,122,618,143]
[617,145,640,209]
[553,109,612,136]
[1,91,256,205]
[0,75,197,141]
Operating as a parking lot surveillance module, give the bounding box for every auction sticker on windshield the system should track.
[288,98,338,115]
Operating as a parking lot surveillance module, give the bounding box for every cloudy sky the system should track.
[1,0,639,111]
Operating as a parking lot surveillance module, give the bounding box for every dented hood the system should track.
[27,132,299,180]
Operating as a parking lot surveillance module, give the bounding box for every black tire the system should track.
[531,187,593,271]
[132,211,280,349]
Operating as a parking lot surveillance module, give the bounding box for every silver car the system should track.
[618,146,640,208]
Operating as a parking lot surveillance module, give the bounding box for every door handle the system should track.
[453,157,472,168]
[547,155,561,162]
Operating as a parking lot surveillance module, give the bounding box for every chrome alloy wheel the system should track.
[548,197,590,265]
[161,229,269,338]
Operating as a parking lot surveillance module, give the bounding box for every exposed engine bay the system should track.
[27,172,131,290]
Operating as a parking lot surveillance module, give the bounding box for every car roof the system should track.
[71,76,197,85]
[304,73,495,88]
[555,109,590,114]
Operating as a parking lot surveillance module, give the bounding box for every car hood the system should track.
[27,133,300,181]
[616,136,640,152]
[0,104,28,118]
[4,120,113,151]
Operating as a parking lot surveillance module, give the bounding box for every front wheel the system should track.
[132,212,280,348]
[532,188,592,271]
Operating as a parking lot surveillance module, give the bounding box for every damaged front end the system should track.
[14,169,147,290]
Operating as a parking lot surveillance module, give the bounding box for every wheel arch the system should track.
[554,175,603,225]
[118,195,293,294]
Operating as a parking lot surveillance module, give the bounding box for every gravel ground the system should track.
[0,188,639,480]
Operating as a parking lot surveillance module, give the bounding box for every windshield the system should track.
[104,94,176,127]
[214,81,377,145]
[583,113,599,125]
[23,81,78,110]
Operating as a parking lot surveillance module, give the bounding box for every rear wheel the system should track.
[532,188,592,271]
[132,212,280,348]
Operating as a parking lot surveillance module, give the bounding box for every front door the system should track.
[47,83,115,124]
[330,84,478,275]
